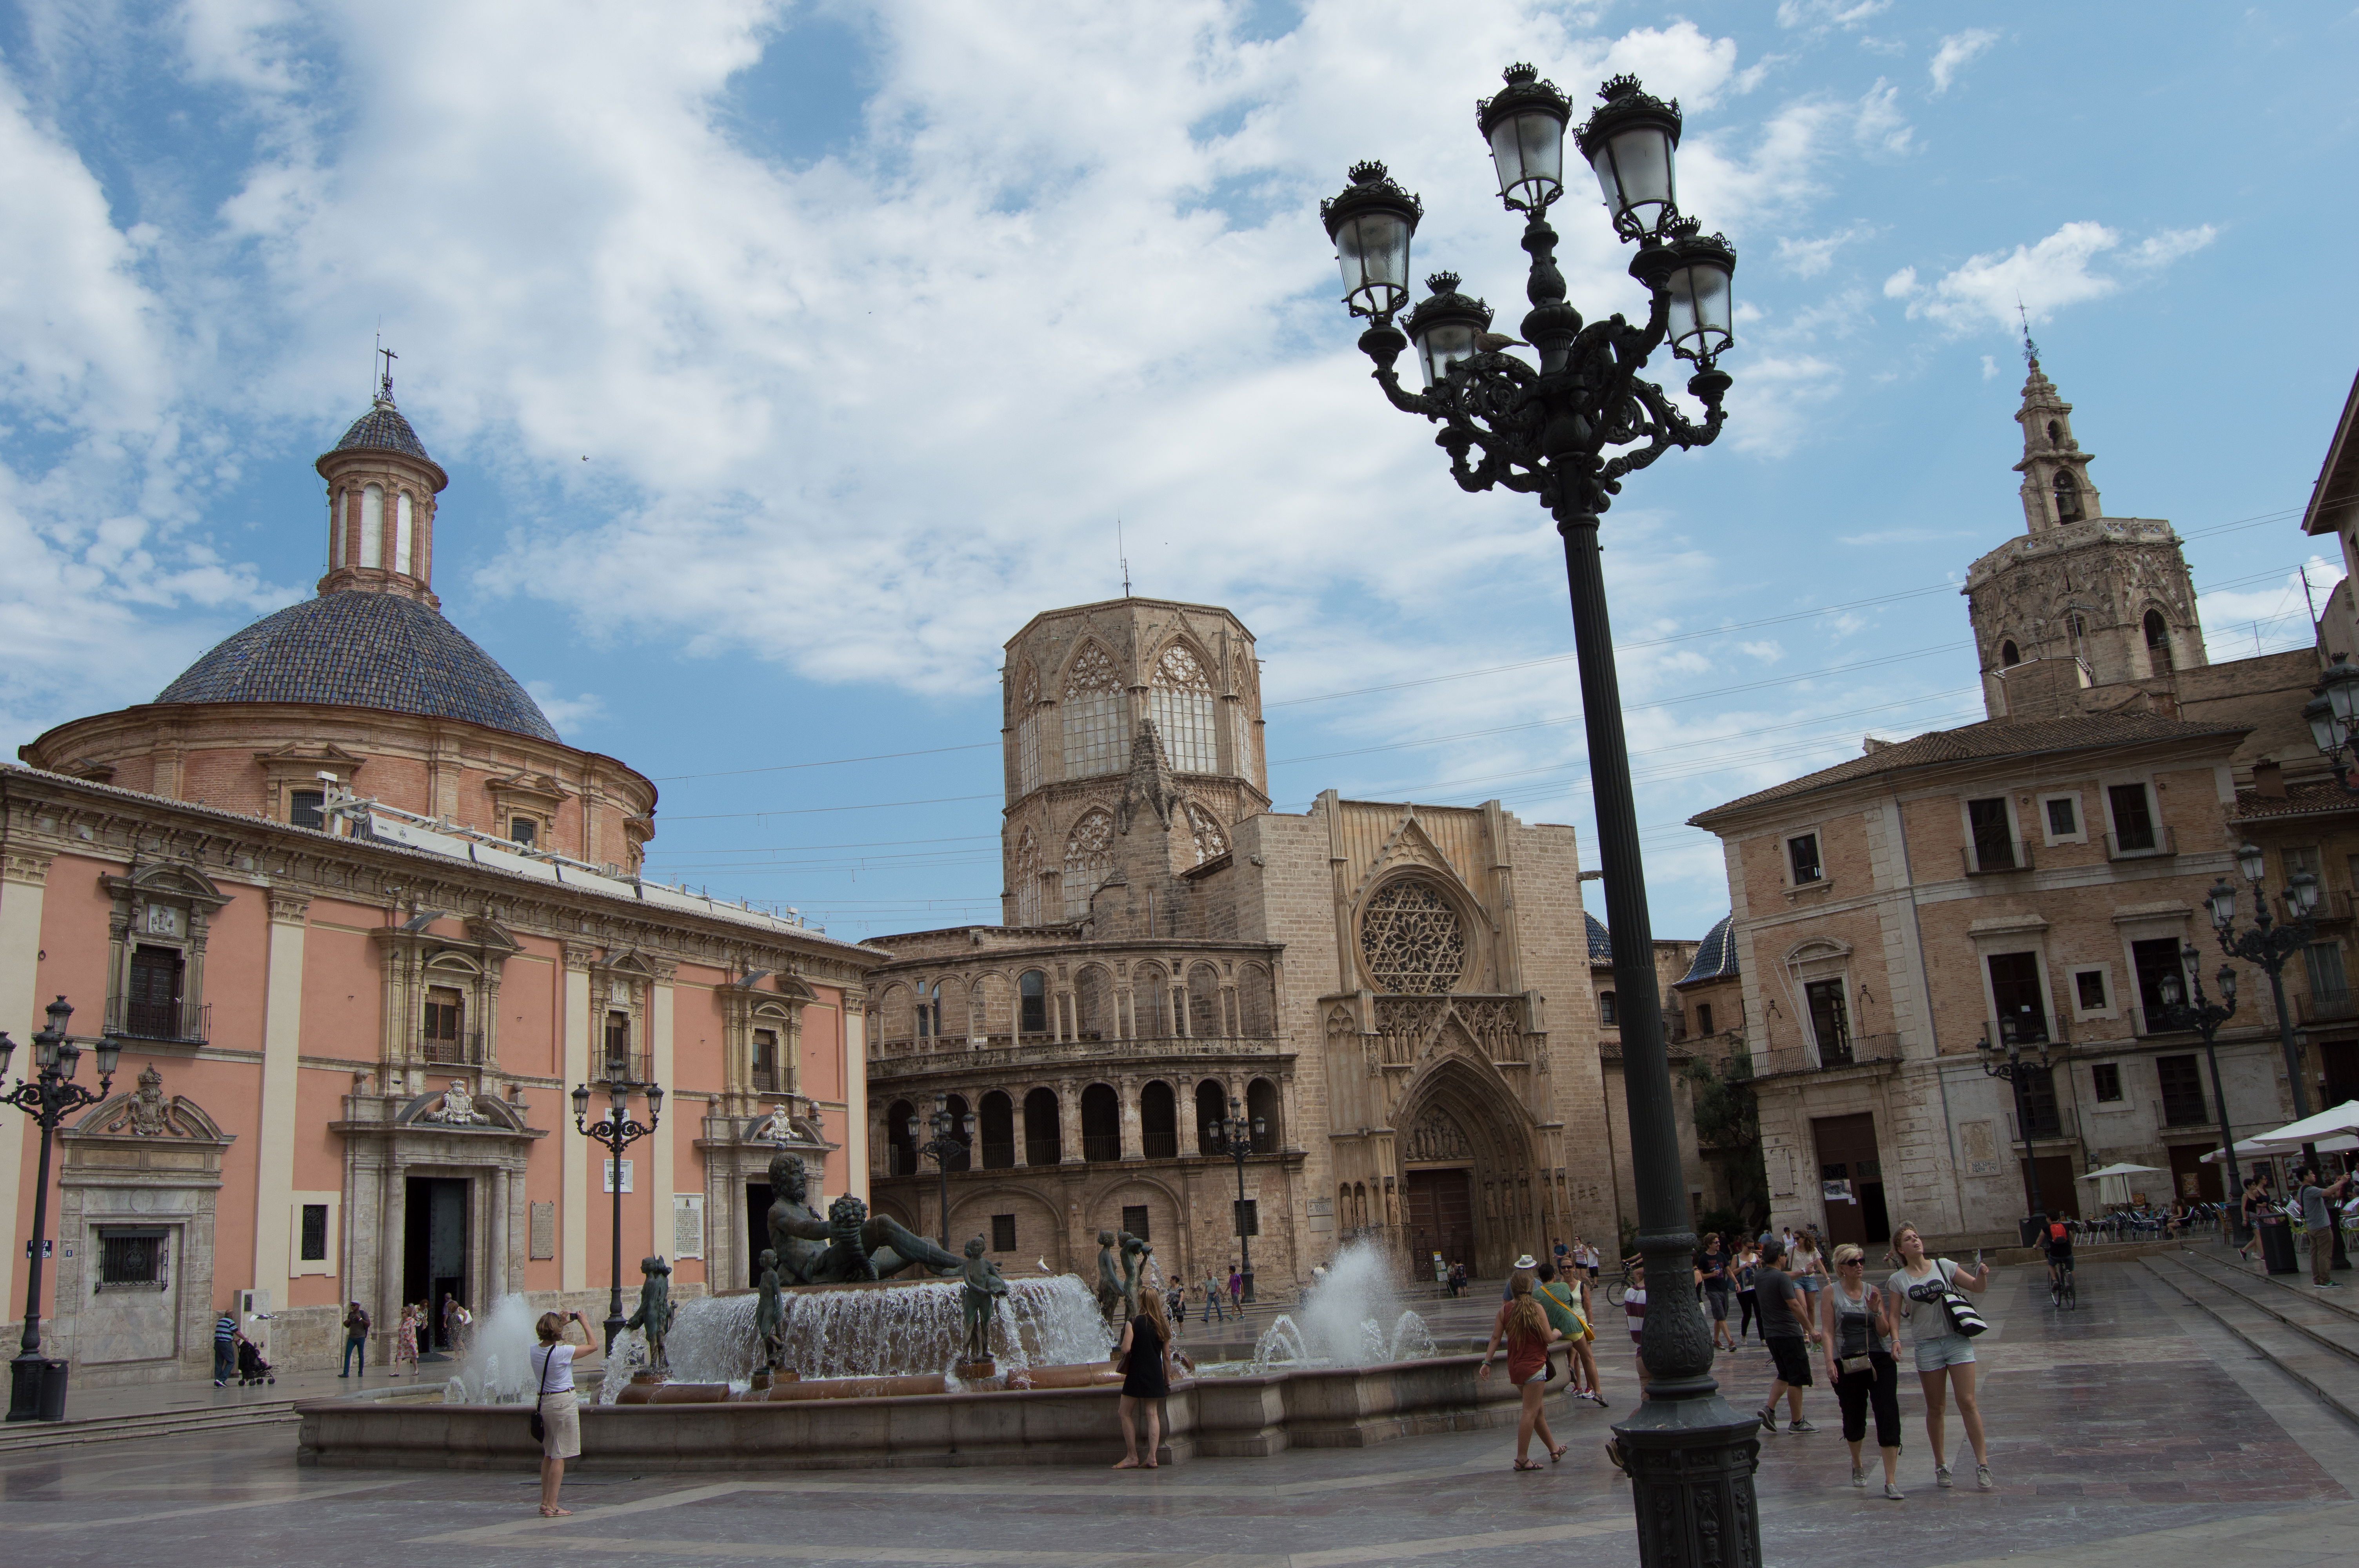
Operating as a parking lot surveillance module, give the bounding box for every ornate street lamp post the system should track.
[2157,946,2243,1220]
[572,1050,662,1357]
[1976,1025,2055,1229]
[4,997,120,1422]
[1209,1095,1264,1305]
[906,1094,974,1249]
[1323,65,1745,1564]
[2208,848,2322,1134]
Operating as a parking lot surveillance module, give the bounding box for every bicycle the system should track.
[2049,1254,2076,1311]
[1605,1259,1641,1307]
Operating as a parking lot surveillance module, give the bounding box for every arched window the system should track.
[1080,1083,1121,1161]
[1074,965,1114,1041]
[1247,1077,1281,1152]
[2052,470,2082,523]
[1061,643,1125,779]
[1018,970,1048,1036]
[886,1098,916,1176]
[2046,420,2061,445]
[1195,1078,1227,1154]
[943,1094,972,1170]
[1187,963,1223,1037]
[1131,964,1168,1038]
[1012,829,1041,926]
[1148,642,1218,772]
[1999,640,2021,668]
[329,490,345,568]
[2145,610,2173,670]
[1230,648,1257,777]
[1014,665,1041,796]
[979,1091,1015,1169]
[1185,802,1229,866]
[394,491,414,575]
[1599,989,1618,1025]
[1141,1080,1178,1160]
[1063,809,1114,919]
[1023,1087,1061,1165]
[360,484,384,567]
[1359,879,1467,994]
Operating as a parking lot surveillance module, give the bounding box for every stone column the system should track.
[1118,1076,1142,1161]
[561,943,597,1292]
[489,1166,511,1298]
[1011,1088,1029,1168]
[1059,1079,1082,1164]
[250,889,310,1294]
[0,851,51,1319]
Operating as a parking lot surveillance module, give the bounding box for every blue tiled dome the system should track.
[332,399,435,463]
[157,593,559,743]
[1679,915,1739,985]
[1585,912,1612,962]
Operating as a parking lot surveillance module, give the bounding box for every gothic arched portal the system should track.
[1390,1049,1537,1279]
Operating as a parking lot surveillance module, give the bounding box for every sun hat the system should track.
[1513,1253,1539,1270]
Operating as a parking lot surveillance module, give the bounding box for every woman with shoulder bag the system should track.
[1478,1259,1566,1470]
[1821,1243,1903,1499]
[1886,1223,1993,1492]
[530,1310,592,1517]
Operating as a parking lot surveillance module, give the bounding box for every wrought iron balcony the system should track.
[419,1029,484,1065]
[2298,989,2359,1025]
[2104,825,2177,860]
[103,994,210,1045]
[1962,843,2032,876]
[1752,1033,1902,1076]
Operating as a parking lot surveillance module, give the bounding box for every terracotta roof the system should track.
[1692,712,2251,826]
[2230,778,2359,821]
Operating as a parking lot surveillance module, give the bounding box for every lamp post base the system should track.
[1612,1401,1764,1568]
[7,1350,59,1423]
[1241,1267,1256,1306]
[603,1314,627,1359]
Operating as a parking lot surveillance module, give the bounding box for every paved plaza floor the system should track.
[4,1257,2355,1568]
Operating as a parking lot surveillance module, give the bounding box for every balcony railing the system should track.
[420,1030,484,1065]
[103,995,210,1045]
[1962,844,2032,876]
[751,1066,779,1093]
[1989,1015,2063,1047]
[2129,1007,2190,1038]
[1753,1033,1903,1076]
[1081,1134,1122,1162]
[2105,825,2177,860]
[2298,989,2359,1025]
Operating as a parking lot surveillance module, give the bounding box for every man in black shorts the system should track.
[1752,1238,1820,1432]
[2041,1216,2074,1289]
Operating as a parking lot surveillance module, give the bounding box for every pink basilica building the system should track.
[4,384,880,1381]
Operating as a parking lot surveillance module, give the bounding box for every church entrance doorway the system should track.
[1403,1169,1474,1278]
[403,1176,470,1352]
[1810,1113,1888,1249]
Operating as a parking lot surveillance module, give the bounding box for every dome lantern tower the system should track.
[315,354,449,607]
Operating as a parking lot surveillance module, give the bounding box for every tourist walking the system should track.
[1167,1278,1186,1326]
[1580,1239,1601,1284]
[1700,1234,1736,1351]
[1201,1272,1226,1323]
[213,1306,238,1387]
[530,1309,592,1516]
[2299,1167,2352,1288]
[1227,1264,1243,1315]
[1887,1222,1994,1490]
[1538,1261,1603,1406]
[1792,1230,1826,1318]
[338,1300,371,1378]
[1112,1286,1181,1469]
[1478,1258,1565,1470]
[1735,1243,1761,1341]
[1752,1238,1819,1432]
[396,1303,422,1377]
[1821,1243,1903,1499]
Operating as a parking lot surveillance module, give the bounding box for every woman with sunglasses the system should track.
[1820,1243,1903,1499]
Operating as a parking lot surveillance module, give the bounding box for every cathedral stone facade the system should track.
[865,598,1625,1287]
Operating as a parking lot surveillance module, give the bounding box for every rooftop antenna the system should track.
[2016,298,2039,368]
[1118,518,1131,597]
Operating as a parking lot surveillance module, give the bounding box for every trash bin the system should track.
[35,1359,68,1422]
[2259,1216,2297,1275]
[2017,1215,2048,1248]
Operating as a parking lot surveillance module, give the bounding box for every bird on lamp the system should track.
[1475,331,1528,351]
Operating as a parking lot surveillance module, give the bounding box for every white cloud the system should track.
[1898,220,2215,335]
[1774,0,1891,30]
[1980,354,1999,379]
[1928,29,1998,94]
[2199,557,2345,664]
[1853,78,1913,154]
[524,682,606,734]
[1775,221,1872,278]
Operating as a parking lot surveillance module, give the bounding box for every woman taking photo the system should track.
[529,1309,592,1517]
[1478,1259,1565,1470]
[1821,1243,1903,1499]
[1111,1284,1183,1469]
[1886,1222,1993,1490]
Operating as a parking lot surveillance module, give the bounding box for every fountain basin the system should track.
[296,1346,1566,1472]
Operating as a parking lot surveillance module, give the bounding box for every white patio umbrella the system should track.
[2077,1162,2165,1206]
[2206,1133,2359,1162]
[2252,1100,2359,1149]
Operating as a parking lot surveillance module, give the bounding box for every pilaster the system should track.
[0,849,53,1319]
[561,941,596,1292]
[651,972,676,1270]
[251,888,310,1293]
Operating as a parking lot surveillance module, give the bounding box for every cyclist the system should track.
[2041,1215,2074,1299]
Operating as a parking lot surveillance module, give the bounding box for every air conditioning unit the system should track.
[236,1287,273,1357]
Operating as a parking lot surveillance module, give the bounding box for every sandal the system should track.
[538,1506,572,1517]
[1548,1445,1569,1463]
[1514,1458,1545,1472]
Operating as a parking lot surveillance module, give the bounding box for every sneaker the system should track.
[1757,1407,1778,1433]
[213,1379,227,1388]
[1883,1481,1905,1501]
[1935,1465,1954,1488]
[1976,1464,1994,1491]
[1851,1464,1868,1488]
[1788,1417,1818,1433]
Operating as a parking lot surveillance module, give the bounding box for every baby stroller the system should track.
[234,1335,276,1386]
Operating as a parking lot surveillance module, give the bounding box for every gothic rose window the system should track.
[1359,880,1467,994]
[1062,644,1125,779]
[1063,809,1115,919]
[1147,643,1218,773]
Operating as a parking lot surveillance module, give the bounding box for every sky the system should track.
[2,0,2356,945]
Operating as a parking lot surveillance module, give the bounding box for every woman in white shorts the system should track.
[1886,1223,1993,1491]
[531,1309,593,1516]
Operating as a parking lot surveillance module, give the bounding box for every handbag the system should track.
[1932,1260,1988,1338]
[528,1342,556,1444]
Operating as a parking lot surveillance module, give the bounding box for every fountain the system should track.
[1240,1241,1437,1371]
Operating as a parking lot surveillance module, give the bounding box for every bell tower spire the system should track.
[2011,331,2101,532]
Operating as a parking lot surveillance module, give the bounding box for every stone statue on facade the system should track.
[958,1235,1008,1368]
[624,1255,674,1374]
[753,1248,788,1372]
[426,1078,490,1126]
[752,1102,798,1143]
[761,1152,964,1284]
[125,1065,169,1136]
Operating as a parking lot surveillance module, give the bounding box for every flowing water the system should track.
[595,1274,1112,1404]
[442,1294,546,1405]
[1240,1240,1436,1370]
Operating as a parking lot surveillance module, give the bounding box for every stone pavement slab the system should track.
[0,1260,2347,1568]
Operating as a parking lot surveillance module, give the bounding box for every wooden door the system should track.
[1811,1113,1881,1249]
[1404,1169,1475,1276]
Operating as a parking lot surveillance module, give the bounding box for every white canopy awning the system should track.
[2204,1133,2359,1163]
[2077,1162,2165,1180]
[2253,1101,2359,1147]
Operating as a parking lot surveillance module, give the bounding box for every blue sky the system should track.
[2,0,2354,944]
